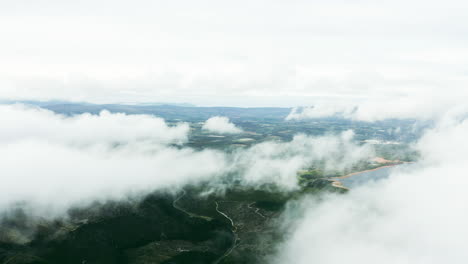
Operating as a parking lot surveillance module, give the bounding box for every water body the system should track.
[339,164,411,188]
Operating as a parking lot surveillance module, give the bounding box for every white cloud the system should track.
[202,116,242,134]
[0,104,189,146]
[0,105,375,219]
[273,113,468,264]
[230,130,374,189]
[0,141,225,215]
[286,97,467,122]
[0,105,225,216]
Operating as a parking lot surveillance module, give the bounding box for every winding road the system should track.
[213,201,238,264]
[172,190,237,264]
[248,202,266,218]
[172,189,213,221]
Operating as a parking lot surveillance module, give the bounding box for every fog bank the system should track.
[274,113,468,264]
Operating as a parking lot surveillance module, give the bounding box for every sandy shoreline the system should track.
[331,162,412,180]
[331,164,398,180]
[330,180,350,190]
[329,164,400,190]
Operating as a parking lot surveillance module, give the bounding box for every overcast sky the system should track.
[1,0,467,106]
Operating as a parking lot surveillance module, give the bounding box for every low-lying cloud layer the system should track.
[202,116,242,134]
[0,104,190,146]
[0,105,225,216]
[0,105,374,219]
[274,112,468,263]
[5,102,467,263]
[286,97,467,122]
[230,130,373,189]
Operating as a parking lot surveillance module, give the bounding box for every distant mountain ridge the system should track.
[4,101,292,122]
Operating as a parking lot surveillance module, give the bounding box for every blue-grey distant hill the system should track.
[10,101,292,122]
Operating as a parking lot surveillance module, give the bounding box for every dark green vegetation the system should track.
[0,194,232,264]
[0,181,336,264]
[0,165,356,264]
